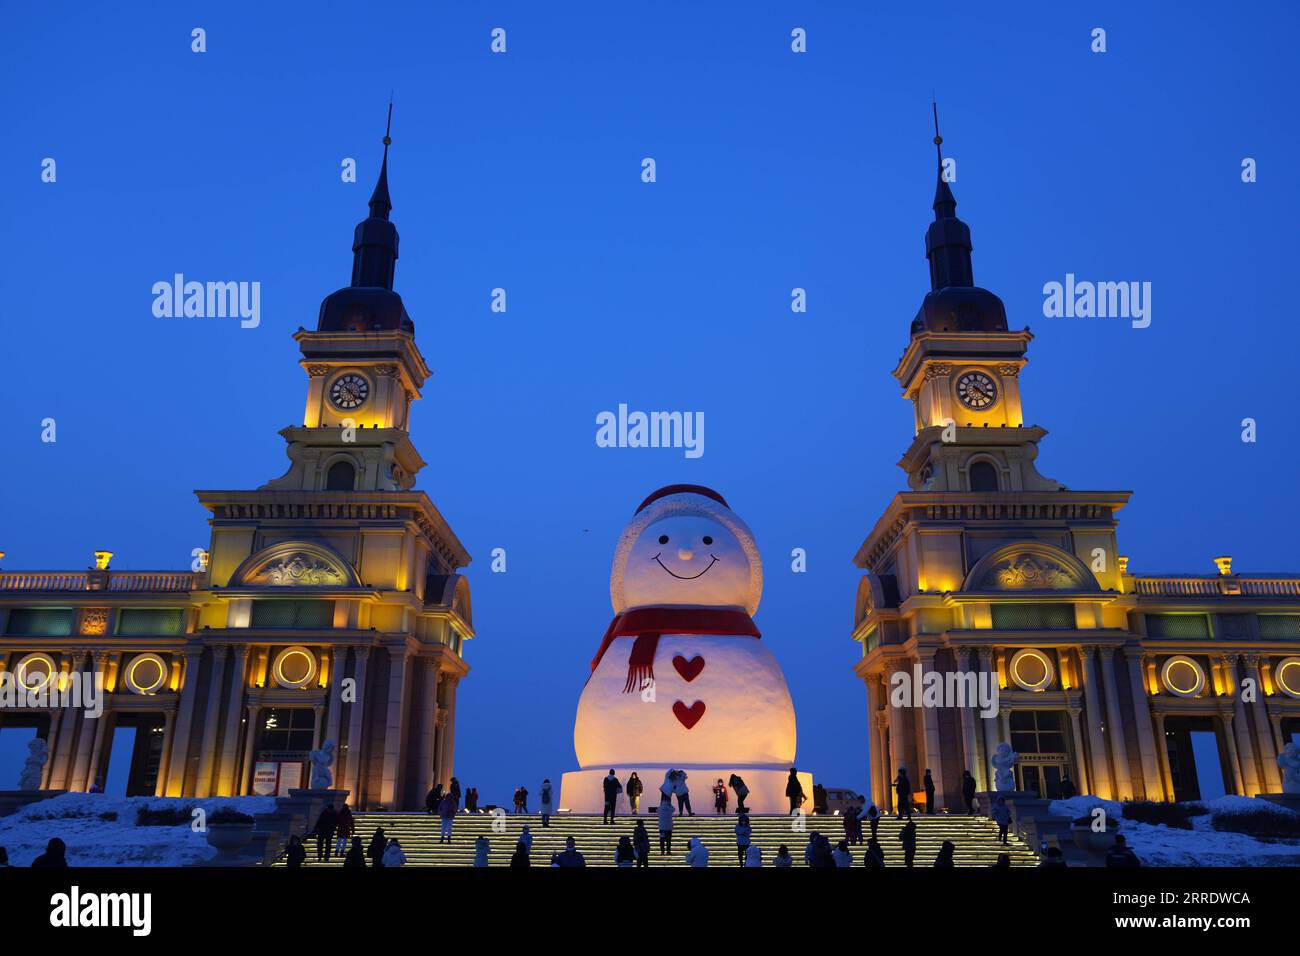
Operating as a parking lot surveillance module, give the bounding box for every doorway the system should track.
[102,713,167,796]
[1163,715,1231,801]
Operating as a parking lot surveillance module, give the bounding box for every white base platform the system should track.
[559,766,813,815]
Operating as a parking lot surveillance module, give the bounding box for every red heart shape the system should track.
[672,655,705,682]
[672,700,706,729]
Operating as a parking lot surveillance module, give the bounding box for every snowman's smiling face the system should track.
[621,514,752,609]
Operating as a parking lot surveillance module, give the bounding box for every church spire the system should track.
[349,102,399,290]
[367,101,394,221]
[925,102,973,291]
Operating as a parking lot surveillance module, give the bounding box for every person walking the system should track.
[334,803,354,858]
[772,845,793,868]
[832,840,853,867]
[538,779,553,827]
[729,773,750,814]
[863,838,886,868]
[510,841,531,868]
[438,791,457,843]
[899,818,918,868]
[933,840,956,867]
[514,785,529,814]
[786,767,806,814]
[843,800,862,845]
[602,769,622,824]
[473,835,491,867]
[381,838,407,867]
[866,802,880,841]
[961,770,977,815]
[991,796,1011,845]
[734,812,753,867]
[313,803,338,862]
[684,836,709,867]
[632,818,651,868]
[465,787,479,813]
[626,772,643,814]
[923,769,936,815]
[343,836,367,868]
[367,827,386,867]
[284,835,307,868]
[449,777,462,808]
[656,796,675,855]
[519,825,534,855]
[676,771,694,816]
[894,767,913,819]
[553,836,585,867]
[615,835,636,867]
[712,778,728,815]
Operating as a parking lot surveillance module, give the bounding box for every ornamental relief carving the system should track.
[247,553,347,586]
[924,363,954,380]
[982,554,1080,590]
[307,364,330,377]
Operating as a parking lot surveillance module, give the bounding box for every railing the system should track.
[0,570,199,592]
[1132,575,1300,598]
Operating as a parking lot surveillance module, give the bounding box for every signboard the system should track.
[252,762,280,796]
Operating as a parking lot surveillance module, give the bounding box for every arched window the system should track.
[325,459,356,491]
[968,460,1000,492]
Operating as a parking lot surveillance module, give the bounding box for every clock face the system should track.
[955,371,998,410]
[330,374,370,410]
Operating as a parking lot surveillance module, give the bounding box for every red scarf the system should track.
[590,606,761,693]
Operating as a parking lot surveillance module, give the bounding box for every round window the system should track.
[1009,649,1055,692]
[1160,655,1206,698]
[13,653,57,693]
[125,653,169,695]
[1274,657,1300,700]
[273,646,318,689]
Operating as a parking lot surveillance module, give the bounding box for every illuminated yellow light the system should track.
[14,653,56,692]
[1213,556,1233,576]
[125,654,168,695]
[1161,655,1205,698]
[93,550,114,570]
[1009,648,1055,692]
[1275,657,1300,700]
[272,646,318,689]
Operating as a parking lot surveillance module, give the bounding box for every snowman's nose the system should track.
[677,548,694,561]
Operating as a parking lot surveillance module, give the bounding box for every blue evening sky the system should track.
[1,1,1297,801]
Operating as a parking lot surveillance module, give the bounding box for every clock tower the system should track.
[892,131,1061,494]
[264,120,428,493]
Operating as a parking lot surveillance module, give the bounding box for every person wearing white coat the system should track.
[519,825,534,852]
[684,836,709,867]
[381,839,407,867]
[744,844,763,867]
[538,779,555,828]
[473,835,491,867]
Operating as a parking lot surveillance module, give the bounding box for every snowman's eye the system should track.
[658,535,669,545]
[702,536,713,546]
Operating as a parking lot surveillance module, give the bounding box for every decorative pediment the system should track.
[964,543,1099,593]
[229,542,360,588]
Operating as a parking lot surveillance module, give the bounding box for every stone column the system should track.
[1220,656,1260,796]
[48,652,87,789]
[978,649,1000,786]
[865,673,885,807]
[437,676,461,788]
[916,652,945,806]
[379,645,411,809]
[84,704,111,793]
[1152,711,1173,802]
[414,659,440,800]
[953,646,982,791]
[1078,646,1113,798]
[238,704,260,796]
[1123,651,1161,800]
[1066,704,1090,795]
[346,647,371,805]
[1098,648,1134,799]
[164,649,203,797]
[194,646,229,798]
[70,651,110,791]
[154,710,176,797]
[312,704,326,751]
[323,647,347,751]
[1219,709,1246,796]
[41,710,64,790]
[884,661,908,811]
[1245,655,1282,792]
[216,646,249,796]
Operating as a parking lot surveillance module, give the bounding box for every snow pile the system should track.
[1049,794,1300,866]
[0,793,275,867]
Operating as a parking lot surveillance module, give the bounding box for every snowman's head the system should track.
[610,485,762,615]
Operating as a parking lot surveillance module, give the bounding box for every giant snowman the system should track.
[560,485,812,813]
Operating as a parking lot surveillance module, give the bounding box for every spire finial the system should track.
[383,96,393,147]
[931,96,943,170]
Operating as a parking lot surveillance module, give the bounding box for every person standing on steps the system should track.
[381,838,407,867]
[313,802,338,862]
[334,803,354,858]
[863,837,886,868]
[744,843,763,867]
[538,779,553,827]
[894,767,913,819]
[866,802,880,841]
[343,836,367,868]
[961,770,977,815]
[734,812,753,866]
[510,841,531,867]
[676,770,694,816]
[553,836,586,867]
[449,777,462,809]
[438,790,457,843]
[626,772,643,814]
[632,818,651,867]
[656,796,675,855]
[465,787,479,813]
[602,769,622,824]
[684,836,709,867]
[729,773,750,814]
[933,840,956,867]
[615,835,636,867]
[923,769,936,815]
[425,783,443,814]
[713,778,728,814]
[474,835,491,867]
[284,835,306,868]
[991,796,1011,846]
[786,767,806,814]
[843,799,862,845]
[367,827,386,867]
[832,839,853,867]
[899,818,918,868]
[519,825,534,855]
[513,785,529,814]
[772,845,793,868]
[1060,772,1077,800]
